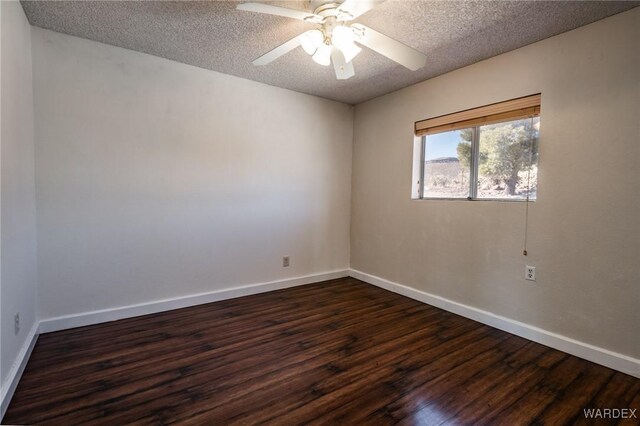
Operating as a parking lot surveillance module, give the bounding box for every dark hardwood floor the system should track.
[4,277,639,425]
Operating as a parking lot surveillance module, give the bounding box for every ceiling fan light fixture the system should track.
[300,30,324,55]
[331,25,361,63]
[312,42,332,66]
[331,25,354,46]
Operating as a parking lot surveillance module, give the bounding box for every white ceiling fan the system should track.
[236,0,427,80]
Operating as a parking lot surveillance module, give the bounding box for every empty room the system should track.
[1,0,639,424]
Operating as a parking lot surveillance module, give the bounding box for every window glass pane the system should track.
[423,129,472,198]
[476,117,539,200]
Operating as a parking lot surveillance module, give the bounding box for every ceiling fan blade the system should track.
[237,3,320,21]
[331,48,355,80]
[353,24,426,71]
[253,36,301,66]
[337,0,385,19]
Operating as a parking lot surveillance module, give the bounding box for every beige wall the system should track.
[32,28,353,320]
[351,8,639,358]
[1,0,38,389]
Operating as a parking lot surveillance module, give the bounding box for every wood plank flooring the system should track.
[4,277,639,425]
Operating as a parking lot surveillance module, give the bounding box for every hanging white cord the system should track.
[523,116,536,256]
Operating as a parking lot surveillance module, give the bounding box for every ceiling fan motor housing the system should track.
[310,1,344,16]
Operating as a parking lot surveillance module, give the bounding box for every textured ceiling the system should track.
[21,1,639,104]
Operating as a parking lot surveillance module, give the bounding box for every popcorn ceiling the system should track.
[20,1,638,105]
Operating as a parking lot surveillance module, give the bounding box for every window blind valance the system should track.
[414,93,541,136]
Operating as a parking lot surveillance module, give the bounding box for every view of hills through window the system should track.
[423,129,471,198]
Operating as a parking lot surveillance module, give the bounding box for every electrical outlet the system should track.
[14,313,20,335]
[283,256,290,267]
[525,266,536,281]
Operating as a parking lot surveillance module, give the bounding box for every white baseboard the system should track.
[1,322,40,420]
[39,269,349,333]
[349,269,640,378]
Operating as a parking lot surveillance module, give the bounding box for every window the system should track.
[412,94,540,201]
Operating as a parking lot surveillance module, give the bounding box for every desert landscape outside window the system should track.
[419,116,539,201]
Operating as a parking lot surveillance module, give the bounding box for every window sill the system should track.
[412,197,536,202]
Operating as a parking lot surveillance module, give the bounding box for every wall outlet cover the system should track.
[525,266,536,281]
